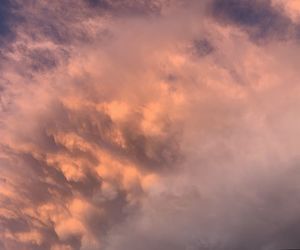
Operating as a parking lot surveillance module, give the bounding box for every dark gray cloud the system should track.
[0,0,14,36]
[85,0,163,16]
[192,39,215,57]
[210,0,299,42]
[26,48,59,72]
[0,0,23,48]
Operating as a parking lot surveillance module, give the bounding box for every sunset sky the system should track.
[1,0,300,249]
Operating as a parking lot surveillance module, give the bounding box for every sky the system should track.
[1,0,300,249]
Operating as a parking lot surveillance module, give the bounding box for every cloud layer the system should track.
[1,1,300,249]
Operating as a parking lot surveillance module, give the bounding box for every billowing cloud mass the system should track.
[1,0,300,249]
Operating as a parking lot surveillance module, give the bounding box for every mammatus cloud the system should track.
[1,1,300,249]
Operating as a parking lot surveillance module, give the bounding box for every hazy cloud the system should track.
[1,1,300,250]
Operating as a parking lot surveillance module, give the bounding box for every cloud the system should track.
[0,0,14,37]
[85,0,163,15]
[210,0,300,42]
[1,1,300,250]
